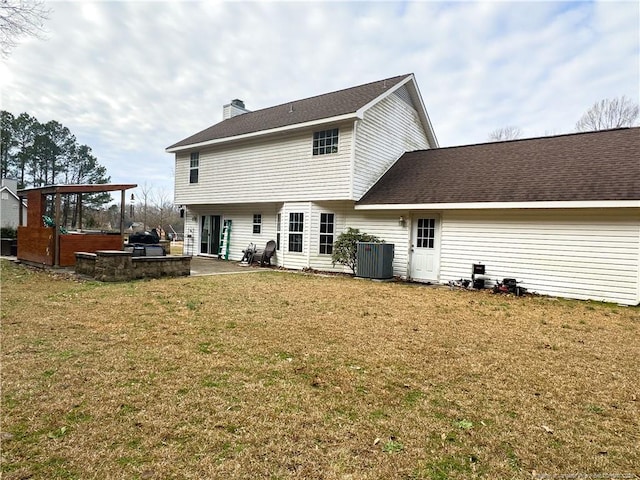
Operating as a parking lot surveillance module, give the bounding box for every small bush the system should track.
[331,227,380,274]
[1,227,17,239]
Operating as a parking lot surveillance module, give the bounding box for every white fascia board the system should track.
[0,186,20,201]
[355,200,640,210]
[355,75,414,117]
[410,78,439,148]
[355,74,440,149]
[1,186,28,208]
[166,112,360,153]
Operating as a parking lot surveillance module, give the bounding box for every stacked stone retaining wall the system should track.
[75,250,191,281]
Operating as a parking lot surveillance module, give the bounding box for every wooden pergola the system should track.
[17,183,137,267]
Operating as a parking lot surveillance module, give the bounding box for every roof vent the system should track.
[223,99,250,120]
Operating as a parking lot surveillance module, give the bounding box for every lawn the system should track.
[1,259,638,479]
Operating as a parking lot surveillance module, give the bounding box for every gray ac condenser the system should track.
[356,242,395,279]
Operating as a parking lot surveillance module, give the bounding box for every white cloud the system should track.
[2,0,638,196]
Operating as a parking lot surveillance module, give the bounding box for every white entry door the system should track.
[410,217,440,282]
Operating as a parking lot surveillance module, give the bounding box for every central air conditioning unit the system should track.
[356,242,395,280]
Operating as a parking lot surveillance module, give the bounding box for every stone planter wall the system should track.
[75,250,191,281]
[132,256,191,279]
[75,252,97,277]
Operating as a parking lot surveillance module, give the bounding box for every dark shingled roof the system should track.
[357,127,640,205]
[167,74,412,150]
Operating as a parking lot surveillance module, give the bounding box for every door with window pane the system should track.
[410,217,439,281]
[200,215,221,255]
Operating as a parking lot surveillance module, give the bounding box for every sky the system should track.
[1,0,638,201]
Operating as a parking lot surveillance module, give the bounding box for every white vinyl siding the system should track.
[175,124,353,205]
[184,203,280,262]
[438,209,640,305]
[353,85,430,199]
[1,193,27,229]
[182,208,199,256]
[342,208,412,277]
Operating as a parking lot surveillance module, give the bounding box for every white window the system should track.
[319,213,334,255]
[288,213,304,252]
[313,128,339,155]
[189,152,199,184]
[253,214,262,234]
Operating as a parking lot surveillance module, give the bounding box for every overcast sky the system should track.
[1,0,638,200]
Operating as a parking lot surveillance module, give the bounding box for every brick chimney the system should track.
[223,99,250,120]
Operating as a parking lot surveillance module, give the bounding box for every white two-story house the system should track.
[168,74,640,305]
[167,74,437,274]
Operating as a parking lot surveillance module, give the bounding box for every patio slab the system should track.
[188,256,268,276]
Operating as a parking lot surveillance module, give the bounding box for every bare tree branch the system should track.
[575,96,640,132]
[488,126,522,141]
[0,0,50,59]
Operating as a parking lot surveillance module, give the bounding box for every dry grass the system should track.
[1,259,639,479]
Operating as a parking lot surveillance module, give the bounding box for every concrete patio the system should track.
[189,256,271,276]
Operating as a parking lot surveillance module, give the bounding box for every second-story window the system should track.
[190,152,199,184]
[253,214,262,234]
[313,128,339,155]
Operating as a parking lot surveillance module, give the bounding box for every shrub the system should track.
[331,227,380,274]
[0,227,17,239]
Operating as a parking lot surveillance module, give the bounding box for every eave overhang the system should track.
[354,200,640,210]
[165,112,360,154]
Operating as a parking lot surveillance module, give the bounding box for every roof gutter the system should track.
[354,200,640,210]
[166,112,361,153]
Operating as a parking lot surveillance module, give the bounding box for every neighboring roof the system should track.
[0,186,28,206]
[357,127,640,207]
[18,184,137,195]
[167,74,428,151]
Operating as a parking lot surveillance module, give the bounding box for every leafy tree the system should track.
[29,120,75,187]
[9,112,38,188]
[488,126,522,141]
[331,227,381,274]
[1,110,112,226]
[576,96,639,132]
[61,145,111,227]
[1,111,15,178]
